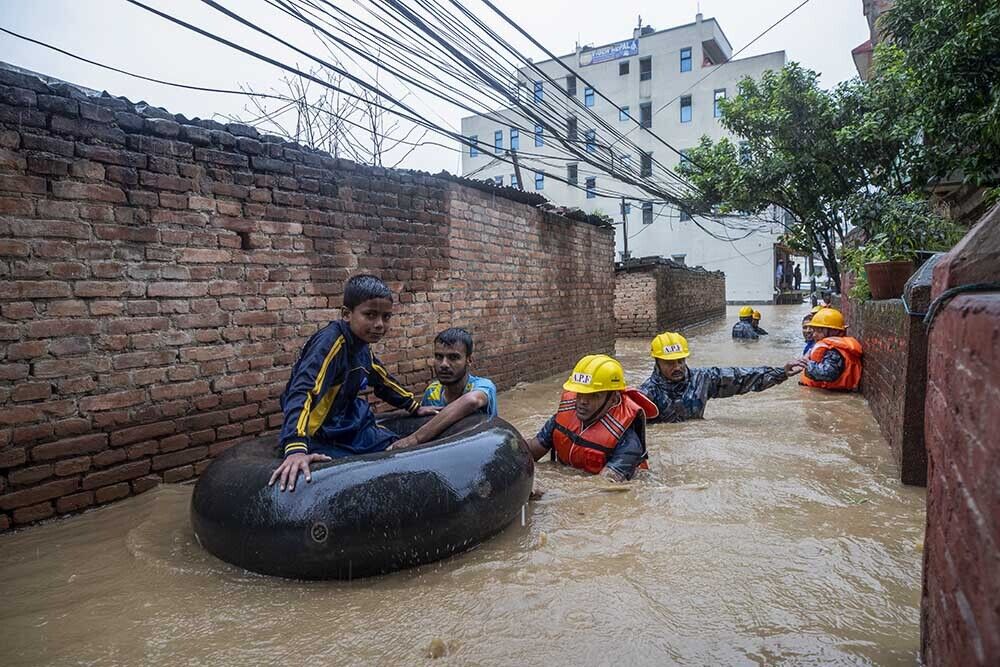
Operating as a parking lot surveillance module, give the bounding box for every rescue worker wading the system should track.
[751,310,768,335]
[793,308,863,391]
[732,306,759,340]
[526,355,658,482]
[640,332,802,423]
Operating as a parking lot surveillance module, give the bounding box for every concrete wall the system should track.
[614,257,726,337]
[0,65,614,529]
[921,205,1000,665]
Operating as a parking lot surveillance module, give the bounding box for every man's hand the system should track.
[268,452,332,492]
[784,361,804,377]
[387,435,419,451]
[415,405,441,417]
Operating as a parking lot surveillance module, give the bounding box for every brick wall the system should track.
[0,65,614,529]
[921,206,1000,665]
[614,258,726,337]
[850,256,936,486]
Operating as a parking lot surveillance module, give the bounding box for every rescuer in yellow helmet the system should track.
[525,354,658,482]
[639,331,801,422]
[732,306,759,340]
[790,308,863,391]
[751,309,769,336]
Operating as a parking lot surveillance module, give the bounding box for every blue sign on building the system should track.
[579,38,639,67]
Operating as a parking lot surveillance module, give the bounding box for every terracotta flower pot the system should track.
[864,260,915,300]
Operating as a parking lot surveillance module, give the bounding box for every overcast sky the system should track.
[0,0,868,173]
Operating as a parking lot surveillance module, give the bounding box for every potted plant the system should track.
[843,194,965,301]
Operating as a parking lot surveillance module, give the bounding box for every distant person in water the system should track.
[639,331,801,423]
[524,354,658,482]
[791,308,863,391]
[732,306,759,339]
[388,327,498,451]
[751,310,768,335]
[801,312,816,355]
[269,275,439,492]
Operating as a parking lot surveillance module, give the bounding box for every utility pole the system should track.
[620,196,630,262]
[509,149,524,191]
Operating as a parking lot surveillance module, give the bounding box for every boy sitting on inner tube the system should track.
[269,275,439,492]
[387,327,498,451]
[524,354,658,482]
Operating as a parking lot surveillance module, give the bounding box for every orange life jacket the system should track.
[801,336,863,391]
[552,389,659,475]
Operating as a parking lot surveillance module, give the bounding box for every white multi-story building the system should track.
[460,14,787,303]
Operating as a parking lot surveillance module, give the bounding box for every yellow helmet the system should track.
[752,310,762,320]
[562,354,627,394]
[650,331,691,360]
[808,307,846,330]
[738,306,754,318]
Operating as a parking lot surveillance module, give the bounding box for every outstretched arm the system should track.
[388,391,487,450]
[707,365,796,399]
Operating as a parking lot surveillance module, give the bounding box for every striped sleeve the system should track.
[278,332,346,456]
[370,355,419,413]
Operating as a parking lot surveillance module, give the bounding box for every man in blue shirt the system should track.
[390,327,498,450]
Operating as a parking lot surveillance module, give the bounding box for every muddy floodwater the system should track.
[0,305,926,665]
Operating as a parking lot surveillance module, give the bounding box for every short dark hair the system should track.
[434,327,474,356]
[343,274,392,309]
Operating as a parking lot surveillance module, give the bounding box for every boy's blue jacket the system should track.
[278,319,419,457]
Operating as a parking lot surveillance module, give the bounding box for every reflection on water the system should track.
[0,306,925,665]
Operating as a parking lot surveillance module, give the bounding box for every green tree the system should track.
[678,65,903,292]
[877,0,1000,188]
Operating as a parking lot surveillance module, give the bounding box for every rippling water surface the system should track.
[0,305,925,665]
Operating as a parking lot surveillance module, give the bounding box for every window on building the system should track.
[619,106,630,121]
[640,102,652,128]
[680,96,692,123]
[566,74,577,96]
[534,124,544,147]
[714,89,726,118]
[671,254,687,265]
[680,207,691,221]
[510,127,519,151]
[639,56,652,81]
[493,175,503,187]
[510,173,518,189]
[680,47,692,72]
[620,154,631,171]
[640,151,652,177]
[469,135,478,157]
[619,61,630,76]
[534,80,543,102]
[494,129,503,153]
[642,201,653,224]
[739,141,750,164]
[623,203,631,215]
[535,171,544,190]
[567,116,578,141]
[584,87,594,107]
[585,129,596,153]
[585,177,596,199]
[567,163,578,185]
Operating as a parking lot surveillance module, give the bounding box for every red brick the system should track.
[9,464,54,486]
[162,465,195,483]
[0,477,79,510]
[73,281,130,298]
[151,446,209,471]
[12,424,53,444]
[82,460,151,490]
[147,282,208,298]
[95,482,130,504]
[0,447,27,468]
[11,383,51,403]
[132,475,161,494]
[12,502,54,524]
[31,434,108,461]
[51,180,126,203]
[0,174,46,194]
[25,318,98,338]
[56,491,94,513]
[0,239,30,256]
[111,421,176,447]
[54,456,92,476]
[79,390,146,412]
[0,280,72,299]
[149,380,210,401]
[5,340,47,360]
[111,350,177,370]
